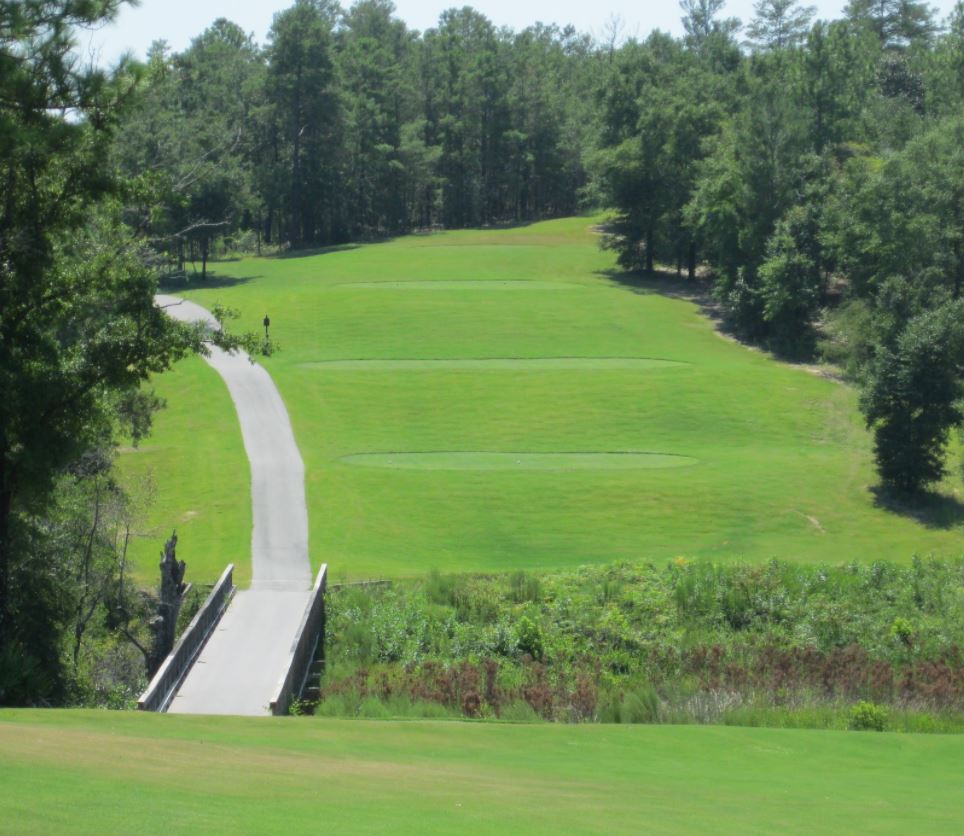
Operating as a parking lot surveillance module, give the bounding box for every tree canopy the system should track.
[0,0,256,704]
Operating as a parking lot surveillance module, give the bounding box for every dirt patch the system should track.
[796,511,826,534]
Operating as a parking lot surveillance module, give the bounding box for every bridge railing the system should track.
[269,564,328,716]
[138,563,235,712]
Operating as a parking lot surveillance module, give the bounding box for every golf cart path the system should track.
[156,295,312,716]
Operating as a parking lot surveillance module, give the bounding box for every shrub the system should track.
[315,691,363,717]
[598,684,660,724]
[288,699,312,716]
[509,571,542,604]
[358,696,391,718]
[890,617,914,648]
[516,616,544,661]
[621,685,660,724]
[720,585,753,630]
[569,675,598,721]
[425,570,458,606]
[323,558,964,728]
[848,701,888,732]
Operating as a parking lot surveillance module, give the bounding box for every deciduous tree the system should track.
[861,301,964,492]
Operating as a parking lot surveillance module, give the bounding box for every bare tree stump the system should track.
[148,531,187,676]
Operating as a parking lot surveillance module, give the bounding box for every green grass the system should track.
[129,215,962,583]
[116,355,252,587]
[340,451,699,470]
[1,709,963,833]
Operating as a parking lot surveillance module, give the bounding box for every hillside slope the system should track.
[122,217,963,582]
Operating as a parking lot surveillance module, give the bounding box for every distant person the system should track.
[263,314,270,339]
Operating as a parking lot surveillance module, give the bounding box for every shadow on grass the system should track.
[596,266,721,314]
[870,486,964,531]
[269,217,565,258]
[597,266,835,371]
[471,218,546,231]
[412,216,574,235]
[269,242,362,260]
[158,271,257,292]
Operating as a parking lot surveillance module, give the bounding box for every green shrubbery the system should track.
[849,701,889,732]
[515,617,544,662]
[317,558,964,729]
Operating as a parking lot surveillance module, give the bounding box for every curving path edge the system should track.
[156,295,312,715]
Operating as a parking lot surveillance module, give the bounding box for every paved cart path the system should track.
[156,295,312,715]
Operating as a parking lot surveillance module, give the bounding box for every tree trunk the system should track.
[645,228,654,275]
[148,532,186,676]
[688,243,697,282]
[201,237,209,281]
[0,481,11,643]
[290,65,304,247]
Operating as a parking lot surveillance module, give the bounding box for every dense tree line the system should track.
[115,0,597,261]
[594,0,964,495]
[0,1,258,705]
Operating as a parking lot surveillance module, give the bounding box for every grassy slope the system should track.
[1,710,963,833]
[116,355,252,587]
[133,216,961,582]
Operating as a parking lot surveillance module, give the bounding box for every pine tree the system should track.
[746,0,817,50]
[845,0,937,49]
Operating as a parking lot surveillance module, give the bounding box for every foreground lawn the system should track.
[129,216,962,582]
[1,710,962,833]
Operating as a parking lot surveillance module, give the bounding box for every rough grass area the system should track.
[1,710,963,833]
[317,558,964,727]
[131,216,962,581]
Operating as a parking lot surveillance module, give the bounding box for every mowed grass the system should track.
[1,710,963,833]
[128,216,962,582]
[116,355,252,587]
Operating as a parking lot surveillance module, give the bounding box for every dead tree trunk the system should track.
[148,531,186,676]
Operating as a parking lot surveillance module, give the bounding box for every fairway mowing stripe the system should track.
[299,357,690,371]
[338,452,700,471]
[336,280,582,289]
